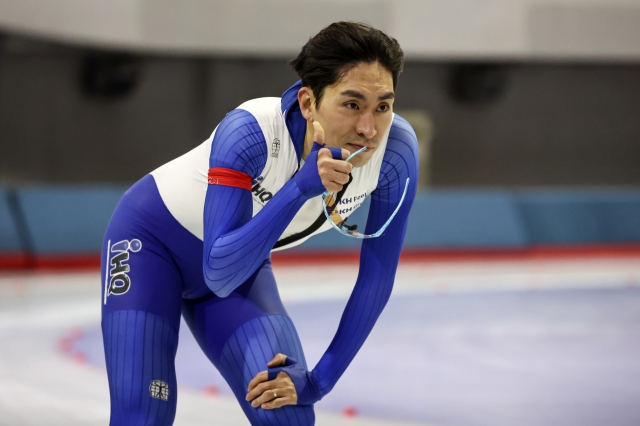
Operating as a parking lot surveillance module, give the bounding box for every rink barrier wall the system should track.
[515,190,640,244]
[0,186,21,251]
[0,185,639,268]
[0,185,127,268]
[0,185,29,267]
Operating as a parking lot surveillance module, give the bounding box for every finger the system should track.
[251,384,286,408]
[325,170,351,186]
[251,390,273,408]
[332,160,354,174]
[320,165,351,184]
[313,121,324,144]
[259,385,298,410]
[246,378,275,401]
[321,176,348,193]
[324,183,343,193]
[266,353,287,368]
[248,370,292,400]
[260,396,296,410]
[317,149,353,168]
[248,385,272,404]
[327,147,343,160]
[321,174,349,192]
[316,148,332,161]
[317,153,353,174]
[247,371,268,393]
[340,148,350,160]
[323,182,345,194]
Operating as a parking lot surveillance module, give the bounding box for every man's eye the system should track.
[345,102,359,110]
[377,104,390,112]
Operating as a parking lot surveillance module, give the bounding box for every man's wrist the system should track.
[296,369,321,405]
[267,360,322,405]
[293,148,325,199]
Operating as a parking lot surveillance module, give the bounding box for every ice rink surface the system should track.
[1,256,640,426]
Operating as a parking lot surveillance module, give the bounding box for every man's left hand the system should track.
[246,353,298,409]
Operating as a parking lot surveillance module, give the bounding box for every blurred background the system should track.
[0,1,639,425]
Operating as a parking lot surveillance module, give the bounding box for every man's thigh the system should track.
[101,201,184,426]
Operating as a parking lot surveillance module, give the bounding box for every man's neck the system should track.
[302,120,315,161]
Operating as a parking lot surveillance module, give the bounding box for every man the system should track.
[101,21,418,425]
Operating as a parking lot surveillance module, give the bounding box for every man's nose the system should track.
[356,111,377,140]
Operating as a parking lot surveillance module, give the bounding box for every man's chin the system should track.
[349,152,374,168]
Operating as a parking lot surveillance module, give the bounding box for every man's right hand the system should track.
[313,121,352,193]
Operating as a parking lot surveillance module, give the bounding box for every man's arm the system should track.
[251,116,419,405]
[203,113,350,297]
[309,117,419,400]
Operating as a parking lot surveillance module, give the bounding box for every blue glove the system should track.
[267,356,321,405]
[293,142,344,199]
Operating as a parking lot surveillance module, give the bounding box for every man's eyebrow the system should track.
[340,90,395,101]
[340,90,366,100]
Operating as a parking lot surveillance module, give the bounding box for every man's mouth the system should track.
[347,143,372,151]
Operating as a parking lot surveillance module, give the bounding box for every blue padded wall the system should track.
[515,190,640,244]
[403,191,528,248]
[2,185,640,257]
[0,187,23,252]
[296,189,640,251]
[602,195,640,242]
[16,186,127,253]
[295,190,529,250]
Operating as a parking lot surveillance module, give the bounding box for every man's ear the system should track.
[297,87,315,121]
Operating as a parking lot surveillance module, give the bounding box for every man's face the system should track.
[311,62,395,168]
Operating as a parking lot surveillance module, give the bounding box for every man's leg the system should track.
[103,310,180,426]
[183,259,315,426]
[101,199,183,426]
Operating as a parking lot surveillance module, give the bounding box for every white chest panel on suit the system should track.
[150,97,390,250]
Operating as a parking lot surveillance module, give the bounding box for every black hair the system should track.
[289,22,404,106]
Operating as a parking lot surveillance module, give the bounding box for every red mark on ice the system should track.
[59,327,88,366]
[74,352,87,365]
[205,385,219,397]
[60,337,72,353]
[342,406,358,417]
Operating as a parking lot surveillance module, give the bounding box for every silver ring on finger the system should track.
[272,389,277,399]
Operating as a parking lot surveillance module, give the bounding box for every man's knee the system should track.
[109,396,177,426]
[215,315,314,425]
[244,404,315,426]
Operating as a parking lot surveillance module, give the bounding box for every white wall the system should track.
[1,0,640,60]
